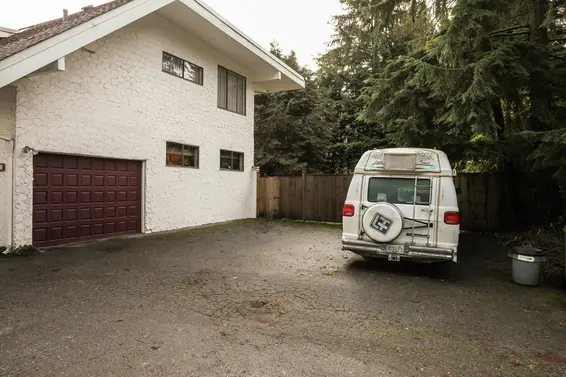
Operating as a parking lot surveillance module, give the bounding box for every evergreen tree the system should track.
[254,43,336,175]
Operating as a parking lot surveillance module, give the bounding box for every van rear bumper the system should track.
[342,238,455,262]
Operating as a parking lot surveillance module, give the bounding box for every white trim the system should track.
[26,57,66,78]
[186,0,304,88]
[0,0,174,88]
[253,72,282,83]
[0,0,305,90]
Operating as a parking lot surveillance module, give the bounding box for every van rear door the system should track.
[362,175,439,247]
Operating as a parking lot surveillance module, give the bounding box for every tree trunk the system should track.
[530,0,551,131]
[492,100,505,140]
[492,100,520,229]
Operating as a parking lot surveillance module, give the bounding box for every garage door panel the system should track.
[34,210,48,224]
[66,208,78,221]
[92,159,104,170]
[117,176,128,187]
[50,227,63,240]
[106,191,116,202]
[64,156,79,169]
[93,208,104,219]
[78,157,91,169]
[34,191,48,205]
[80,192,91,203]
[66,174,78,186]
[117,221,127,232]
[34,228,48,242]
[35,173,48,186]
[51,192,63,204]
[94,175,104,186]
[80,225,91,237]
[93,192,104,202]
[92,223,104,235]
[116,161,128,171]
[48,155,64,168]
[65,225,78,238]
[66,191,78,204]
[33,154,141,247]
[104,222,116,233]
[51,173,64,186]
[128,191,138,201]
[117,206,127,217]
[34,154,48,168]
[80,175,92,186]
[117,191,127,202]
[51,209,63,222]
[80,208,91,220]
[105,161,116,171]
[127,220,138,231]
[105,207,116,218]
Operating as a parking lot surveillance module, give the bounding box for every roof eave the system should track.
[0,0,305,91]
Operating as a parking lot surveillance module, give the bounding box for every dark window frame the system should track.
[217,65,247,116]
[220,149,244,172]
[166,142,200,169]
[162,51,204,86]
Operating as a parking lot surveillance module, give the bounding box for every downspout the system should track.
[0,135,15,249]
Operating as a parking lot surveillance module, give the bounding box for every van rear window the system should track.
[367,178,431,205]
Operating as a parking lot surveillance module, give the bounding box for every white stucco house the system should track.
[0,0,304,248]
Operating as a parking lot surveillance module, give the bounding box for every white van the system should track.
[342,148,460,263]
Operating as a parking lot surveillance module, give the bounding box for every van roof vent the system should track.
[384,152,416,171]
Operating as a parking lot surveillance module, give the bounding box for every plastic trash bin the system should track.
[509,247,545,286]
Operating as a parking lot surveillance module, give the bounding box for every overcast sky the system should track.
[0,0,343,68]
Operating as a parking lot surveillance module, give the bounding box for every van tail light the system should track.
[444,211,460,225]
[343,204,355,217]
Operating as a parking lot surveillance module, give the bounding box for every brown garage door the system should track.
[33,153,142,247]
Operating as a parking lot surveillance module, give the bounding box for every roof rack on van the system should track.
[354,148,455,176]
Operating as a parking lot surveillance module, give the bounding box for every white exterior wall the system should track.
[0,87,15,248]
[11,14,257,246]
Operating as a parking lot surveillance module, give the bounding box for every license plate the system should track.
[386,245,405,255]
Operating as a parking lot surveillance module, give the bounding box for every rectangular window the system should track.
[166,142,199,168]
[220,150,244,171]
[367,177,431,205]
[162,52,203,85]
[218,66,246,115]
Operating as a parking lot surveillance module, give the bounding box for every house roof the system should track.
[0,0,132,61]
[0,0,304,92]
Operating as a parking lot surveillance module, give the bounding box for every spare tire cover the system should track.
[362,203,404,243]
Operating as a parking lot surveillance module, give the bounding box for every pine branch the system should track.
[490,32,530,38]
[486,25,530,37]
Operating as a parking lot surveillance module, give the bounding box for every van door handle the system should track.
[420,208,433,213]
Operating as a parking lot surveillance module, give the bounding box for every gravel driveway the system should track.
[0,220,565,377]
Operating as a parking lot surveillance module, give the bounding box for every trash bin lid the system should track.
[512,246,544,256]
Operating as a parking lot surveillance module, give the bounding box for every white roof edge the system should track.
[0,0,305,89]
[186,0,304,88]
[0,26,18,33]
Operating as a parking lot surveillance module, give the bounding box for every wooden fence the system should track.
[257,172,562,231]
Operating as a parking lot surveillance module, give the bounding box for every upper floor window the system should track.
[162,52,203,85]
[166,142,199,168]
[218,66,246,115]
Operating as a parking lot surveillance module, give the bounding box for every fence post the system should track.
[255,167,260,218]
[301,170,307,221]
[563,227,566,289]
